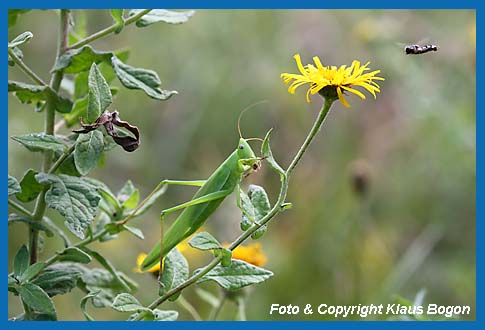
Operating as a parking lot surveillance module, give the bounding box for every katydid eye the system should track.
[239,145,244,150]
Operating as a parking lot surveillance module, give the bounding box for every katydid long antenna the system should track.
[237,100,270,140]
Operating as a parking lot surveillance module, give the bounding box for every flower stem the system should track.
[29,9,70,266]
[68,9,151,50]
[132,99,335,319]
[8,48,47,86]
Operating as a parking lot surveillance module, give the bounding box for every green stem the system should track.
[8,199,34,218]
[131,99,336,320]
[176,295,202,321]
[29,9,70,265]
[43,229,109,269]
[8,48,47,86]
[236,297,247,321]
[68,9,152,50]
[209,294,227,320]
[48,144,75,174]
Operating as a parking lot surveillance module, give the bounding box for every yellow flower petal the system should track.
[281,55,384,107]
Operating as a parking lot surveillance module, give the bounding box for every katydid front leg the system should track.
[117,179,207,226]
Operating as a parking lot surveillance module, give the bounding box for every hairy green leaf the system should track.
[35,173,100,239]
[13,245,29,277]
[82,247,132,292]
[80,268,138,308]
[111,10,125,33]
[20,262,46,282]
[195,259,273,290]
[87,63,112,122]
[111,56,177,100]
[32,263,83,297]
[152,309,179,321]
[52,45,113,74]
[8,31,33,48]
[16,169,43,202]
[262,128,285,176]
[122,225,144,239]
[111,293,148,312]
[74,130,104,175]
[8,81,73,113]
[130,9,195,27]
[11,133,67,153]
[8,214,54,237]
[188,232,221,251]
[17,282,57,319]
[159,248,188,301]
[58,247,92,264]
[247,185,270,239]
[8,175,21,196]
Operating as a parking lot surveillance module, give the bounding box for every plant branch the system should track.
[48,144,75,174]
[8,199,34,218]
[132,99,336,319]
[8,48,48,86]
[68,9,152,50]
[29,9,70,266]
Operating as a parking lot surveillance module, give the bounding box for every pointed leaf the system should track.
[111,56,177,100]
[8,47,24,66]
[8,175,21,196]
[52,45,113,74]
[16,169,43,202]
[152,309,179,321]
[195,259,273,290]
[130,9,195,27]
[8,31,33,48]
[17,283,57,319]
[188,232,221,251]
[11,133,67,153]
[82,247,132,291]
[33,263,83,297]
[159,248,188,301]
[13,245,29,277]
[8,81,72,114]
[262,129,285,176]
[80,268,138,308]
[74,130,104,175]
[87,63,112,122]
[35,173,100,239]
[111,293,148,312]
[20,262,46,282]
[57,247,92,263]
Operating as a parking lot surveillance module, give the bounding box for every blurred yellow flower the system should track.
[281,54,384,107]
[135,252,160,273]
[226,242,267,267]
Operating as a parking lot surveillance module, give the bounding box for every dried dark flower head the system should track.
[73,111,140,152]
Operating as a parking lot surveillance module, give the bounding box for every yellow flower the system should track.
[281,54,384,107]
[225,242,268,267]
[135,252,161,273]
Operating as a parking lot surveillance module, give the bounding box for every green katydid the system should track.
[119,106,266,272]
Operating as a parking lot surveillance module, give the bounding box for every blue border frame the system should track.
[4,1,480,329]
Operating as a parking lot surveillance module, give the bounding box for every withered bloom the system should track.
[73,111,140,152]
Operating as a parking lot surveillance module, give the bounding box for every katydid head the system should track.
[237,138,265,176]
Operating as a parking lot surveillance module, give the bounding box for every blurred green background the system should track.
[8,10,476,320]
